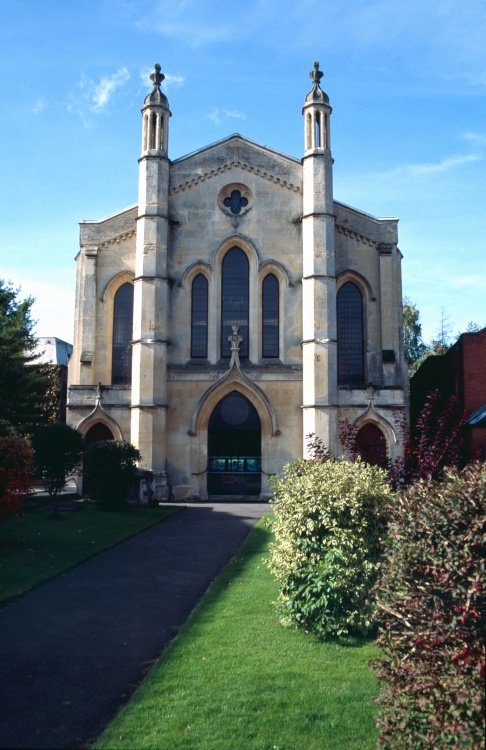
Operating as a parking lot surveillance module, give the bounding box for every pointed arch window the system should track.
[191,274,208,358]
[262,273,279,358]
[112,282,133,385]
[221,247,249,359]
[337,281,364,386]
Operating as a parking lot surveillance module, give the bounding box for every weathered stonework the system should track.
[67,63,407,499]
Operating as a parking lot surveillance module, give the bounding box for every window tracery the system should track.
[191,274,208,358]
[337,281,364,385]
[262,273,279,358]
[112,282,133,384]
[221,247,249,359]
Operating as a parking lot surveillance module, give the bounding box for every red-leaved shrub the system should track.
[0,436,33,521]
[373,463,485,749]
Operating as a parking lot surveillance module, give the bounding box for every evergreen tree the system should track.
[0,280,52,436]
[465,321,482,333]
[402,297,427,374]
[429,307,454,356]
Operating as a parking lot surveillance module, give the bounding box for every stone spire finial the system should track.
[144,63,169,107]
[309,61,324,89]
[305,60,329,104]
[150,63,165,90]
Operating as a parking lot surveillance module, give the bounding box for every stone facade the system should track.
[67,63,407,500]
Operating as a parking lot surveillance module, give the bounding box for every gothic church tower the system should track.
[301,62,338,455]
[130,64,171,500]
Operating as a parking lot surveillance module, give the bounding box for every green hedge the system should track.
[373,463,486,749]
[268,458,392,639]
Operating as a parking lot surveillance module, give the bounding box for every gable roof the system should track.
[171,133,301,167]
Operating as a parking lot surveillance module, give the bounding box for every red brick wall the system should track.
[462,329,486,415]
[462,329,486,461]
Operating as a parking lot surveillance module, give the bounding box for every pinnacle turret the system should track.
[141,63,171,155]
[144,63,170,108]
[305,61,329,104]
[303,60,332,153]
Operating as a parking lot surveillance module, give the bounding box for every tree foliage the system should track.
[381,391,466,491]
[268,458,392,639]
[0,436,33,521]
[373,464,486,749]
[0,280,52,436]
[403,297,427,373]
[83,440,141,511]
[31,423,83,515]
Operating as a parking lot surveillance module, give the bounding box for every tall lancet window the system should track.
[191,274,208,358]
[262,274,279,358]
[337,282,364,386]
[221,247,249,358]
[112,282,134,385]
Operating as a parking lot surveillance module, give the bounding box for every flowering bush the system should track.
[268,458,392,639]
[373,463,486,749]
[0,436,33,521]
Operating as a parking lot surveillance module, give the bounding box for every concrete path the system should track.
[0,502,270,749]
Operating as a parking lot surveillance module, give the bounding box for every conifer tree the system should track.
[0,280,52,436]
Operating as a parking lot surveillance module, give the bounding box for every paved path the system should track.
[0,502,270,749]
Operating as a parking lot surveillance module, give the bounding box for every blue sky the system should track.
[1,0,485,344]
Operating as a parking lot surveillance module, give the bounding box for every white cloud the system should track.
[134,1,234,47]
[463,131,486,147]
[89,67,130,113]
[68,66,131,126]
[400,154,481,177]
[449,274,486,288]
[207,108,246,126]
[154,21,232,46]
[32,98,47,115]
[365,153,482,183]
[164,73,185,88]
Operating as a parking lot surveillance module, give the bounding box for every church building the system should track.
[67,62,407,500]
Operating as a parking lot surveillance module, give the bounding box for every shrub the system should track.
[373,463,486,749]
[83,440,141,511]
[0,436,33,521]
[31,423,83,515]
[268,458,392,639]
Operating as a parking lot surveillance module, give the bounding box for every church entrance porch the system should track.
[207,392,261,496]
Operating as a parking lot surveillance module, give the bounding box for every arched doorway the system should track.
[207,391,261,495]
[356,423,387,468]
[84,423,114,444]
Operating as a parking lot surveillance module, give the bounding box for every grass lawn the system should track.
[94,519,379,750]
[0,503,180,605]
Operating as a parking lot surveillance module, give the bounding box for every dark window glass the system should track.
[221,247,249,358]
[84,423,114,444]
[112,282,133,385]
[262,274,279,358]
[223,190,248,214]
[191,274,208,358]
[356,424,387,468]
[337,282,364,385]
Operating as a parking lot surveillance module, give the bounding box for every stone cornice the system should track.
[335,224,377,247]
[98,228,136,250]
[170,160,302,195]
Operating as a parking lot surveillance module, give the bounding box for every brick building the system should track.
[410,328,486,462]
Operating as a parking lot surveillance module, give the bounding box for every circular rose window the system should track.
[218,183,253,217]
